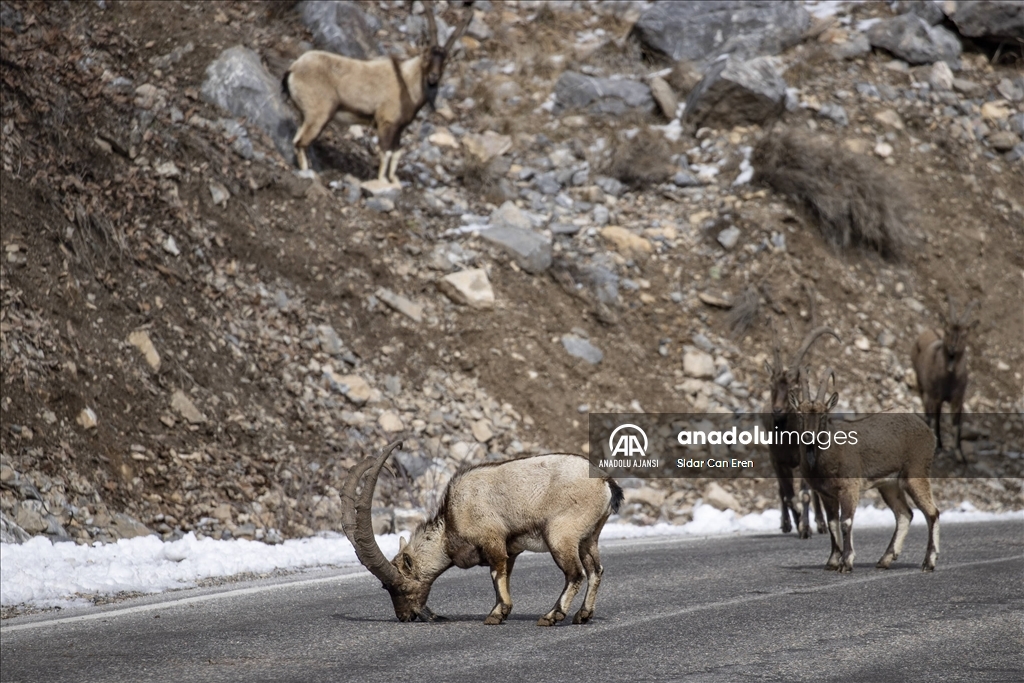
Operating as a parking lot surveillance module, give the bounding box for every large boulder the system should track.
[201,46,297,164]
[947,0,1024,42]
[479,226,552,274]
[866,13,962,65]
[553,71,654,116]
[683,56,786,129]
[633,1,810,64]
[300,0,382,58]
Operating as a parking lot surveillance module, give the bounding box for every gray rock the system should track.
[717,226,741,250]
[479,226,552,273]
[952,77,984,96]
[1005,142,1024,163]
[633,1,810,64]
[818,103,849,126]
[534,172,562,195]
[1009,113,1024,136]
[832,33,871,59]
[300,0,381,58]
[866,13,962,66]
[948,0,1024,42]
[897,0,946,25]
[553,71,654,116]
[201,46,297,164]
[550,222,580,235]
[13,500,48,534]
[595,176,624,197]
[561,335,603,364]
[673,170,701,187]
[593,204,610,225]
[0,1,23,31]
[988,131,1021,153]
[577,263,620,305]
[997,78,1024,103]
[684,56,787,128]
[490,201,532,230]
[317,324,343,355]
[0,511,31,544]
[365,197,395,213]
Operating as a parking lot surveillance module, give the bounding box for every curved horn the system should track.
[444,1,475,53]
[815,367,835,404]
[790,326,842,373]
[422,0,439,47]
[769,319,782,371]
[340,441,404,587]
[801,366,811,402]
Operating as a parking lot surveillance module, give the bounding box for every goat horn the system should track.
[791,326,842,371]
[801,366,811,402]
[340,440,404,588]
[947,293,957,323]
[815,367,835,404]
[960,298,979,324]
[422,0,439,47]
[769,319,782,371]
[443,1,475,53]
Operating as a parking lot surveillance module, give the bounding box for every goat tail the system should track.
[281,70,292,99]
[608,479,624,514]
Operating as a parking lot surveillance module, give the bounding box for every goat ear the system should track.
[398,536,408,553]
[826,392,838,412]
[402,554,413,572]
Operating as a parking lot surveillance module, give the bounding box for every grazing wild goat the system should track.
[792,371,940,573]
[282,1,473,182]
[341,442,623,625]
[911,295,979,456]
[763,320,841,538]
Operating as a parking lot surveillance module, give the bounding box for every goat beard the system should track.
[425,81,439,111]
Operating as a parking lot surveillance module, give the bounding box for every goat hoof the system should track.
[537,612,564,627]
[781,521,792,534]
[484,614,504,625]
[572,609,592,625]
[876,558,893,569]
[921,563,935,572]
[816,524,828,535]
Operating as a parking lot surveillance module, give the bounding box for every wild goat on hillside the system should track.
[911,295,979,457]
[792,371,939,573]
[282,1,473,182]
[763,319,841,538]
[341,441,623,625]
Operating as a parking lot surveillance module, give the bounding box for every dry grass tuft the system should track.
[753,130,912,260]
[726,285,761,338]
[603,128,673,188]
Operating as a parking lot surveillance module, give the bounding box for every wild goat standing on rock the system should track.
[763,320,840,538]
[282,1,473,183]
[340,441,623,625]
[911,295,979,457]
[793,371,940,573]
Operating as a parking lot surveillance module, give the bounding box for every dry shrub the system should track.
[753,130,911,260]
[459,156,511,205]
[603,129,673,188]
[726,285,761,338]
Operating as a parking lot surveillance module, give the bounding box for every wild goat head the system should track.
[940,294,979,373]
[764,321,841,417]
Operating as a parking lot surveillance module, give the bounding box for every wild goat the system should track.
[282,1,473,182]
[792,371,939,573]
[341,441,623,625]
[911,294,979,456]
[763,321,840,538]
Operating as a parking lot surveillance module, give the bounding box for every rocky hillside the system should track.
[1,0,1022,546]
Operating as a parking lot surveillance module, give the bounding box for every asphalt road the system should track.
[2,520,1022,683]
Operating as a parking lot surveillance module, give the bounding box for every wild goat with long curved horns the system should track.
[340,441,623,625]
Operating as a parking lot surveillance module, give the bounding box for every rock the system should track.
[128,329,161,371]
[378,411,405,433]
[877,330,897,348]
[299,0,381,58]
[684,56,787,129]
[981,101,1010,122]
[703,482,740,511]
[77,407,98,430]
[533,172,561,195]
[154,161,180,178]
[13,501,48,535]
[171,390,206,424]
[996,78,1024,103]
[874,141,894,158]
[832,33,871,59]
[325,372,372,405]
[0,512,32,544]
[624,486,668,510]
[633,1,810,64]
[698,292,733,308]
[201,46,297,164]
[471,419,494,443]
[672,170,701,187]
[900,0,946,25]
[874,109,905,130]
[209,181,230,206]
[561,335,603,365]
[947,0,1024,43]
[479,226,552,274]
[952,78,983,96]
[365,197,395,213]
[462,130,512,163]
[600,226,653,260]
[717,226,742,250]
[595,176,624,197]
[162,235,180,256]
[134,83,167,110]
[683,349,716,379]
[111,512,154,540]
[988,131,1020,152]
[648,76,678,119]
[553,71,654,116]
[928,61,954,91]
[0,2,23,32]
[428,129,459,148]
[489,201,531,231]
[466,13,491,41]
[317,324,343,355]
[818,103,848,126]
[854,335,872,351]
[866,13,961,66]
[376,288,424,322]
[439,268,495,309]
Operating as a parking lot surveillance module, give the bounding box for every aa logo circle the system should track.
[608,424,648,458]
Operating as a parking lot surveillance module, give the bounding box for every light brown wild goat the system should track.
[282,1,473,182]
[763,320,840,538]
[911,294,979,456]
[792,371,939,573]
[341,442,623,625]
